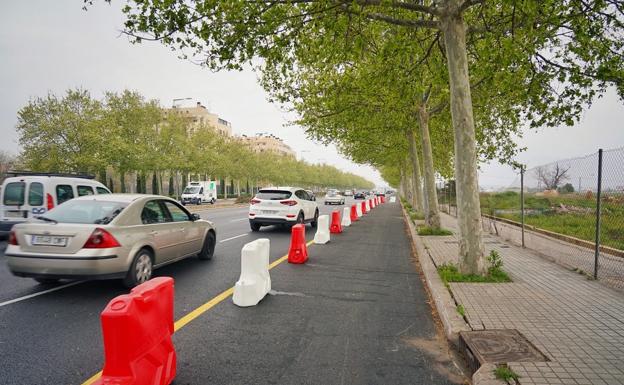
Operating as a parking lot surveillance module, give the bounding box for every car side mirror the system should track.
[191,213,200,221]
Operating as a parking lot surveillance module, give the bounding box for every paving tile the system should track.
[421,213,624,385]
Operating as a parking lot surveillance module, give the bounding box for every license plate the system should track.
[32,235,68,247]
[262,210,278,215]
[6,211,24,218]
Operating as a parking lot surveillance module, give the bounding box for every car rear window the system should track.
[256,190,292,200]
[28,182,44,206]
[3,182,25,206]
[42,200,127,224]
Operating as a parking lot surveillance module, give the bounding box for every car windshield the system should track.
[256,190,292,200]
[41,200,128,224]
[327,192,337,197]
[183,187,200,194]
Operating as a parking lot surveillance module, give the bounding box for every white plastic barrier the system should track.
[356,204,363,218]
[365,200,370,212]
[313,214,330,244]
[390,196,396,203]
[341,207,351,227]
[371,198,376,208]
[233,238,271,307]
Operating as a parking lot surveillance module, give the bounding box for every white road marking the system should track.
[229,218,248,222]
[219,233,250,243]
[0,280,85,308]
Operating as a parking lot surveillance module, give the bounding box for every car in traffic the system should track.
[354,190,367,199]
[1,172,110,239]
[5,194,216,287]
[249,187,318,231]
[343,190,353,196]
[324,190,345,205]
[180,181,217,205]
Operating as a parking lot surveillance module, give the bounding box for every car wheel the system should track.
[34,278,60,285]
[198,231,215,260]
[250,221,261,232]
[311,210,319,228]
[296,212,305,225]
[197,199,202,205]
[124,248,153,288]
[211,198,215,204]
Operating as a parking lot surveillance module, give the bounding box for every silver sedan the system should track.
[6,194,216,287]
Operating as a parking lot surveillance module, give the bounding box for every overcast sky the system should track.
[1,1,623,189]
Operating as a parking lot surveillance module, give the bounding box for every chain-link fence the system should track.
[476,147,624,291]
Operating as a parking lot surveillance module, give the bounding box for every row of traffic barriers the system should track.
[92,195,386,385]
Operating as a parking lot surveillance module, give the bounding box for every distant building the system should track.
[240,133,296,158]
[164,101,232,136]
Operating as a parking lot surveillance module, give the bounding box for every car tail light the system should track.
[46,193,54,210]
[83,228,121,249]
[8,230,18,246]
[280,200,297,206]
[286,214,296,218]
[250,199,261,205]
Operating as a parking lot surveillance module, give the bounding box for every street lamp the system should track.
[172,97,192,108]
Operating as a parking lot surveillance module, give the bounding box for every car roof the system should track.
[259,187,302,192]
[2,175,106,186]
[71,193,168,203]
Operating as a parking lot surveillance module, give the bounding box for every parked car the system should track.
[343,190,353,196]
[5,194,216,287]
[0,172,111,239]
[354,191,367,199]
[324,191,345,205]
[249,187,319,231]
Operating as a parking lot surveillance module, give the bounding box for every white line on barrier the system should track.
[219,233,250,243]
[0,280,85,308]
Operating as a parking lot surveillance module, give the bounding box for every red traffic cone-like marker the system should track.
[330,210,343,234]
[361,201,367,214]
[350,205,358,222]
[288,224,308,264]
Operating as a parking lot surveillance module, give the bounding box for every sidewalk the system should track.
[417,212,624,385]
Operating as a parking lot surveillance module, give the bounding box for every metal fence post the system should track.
[594,149,603,280]
[521,166,525,248]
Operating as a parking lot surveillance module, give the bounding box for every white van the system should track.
[181,181,217,205]
[0,173,111,237]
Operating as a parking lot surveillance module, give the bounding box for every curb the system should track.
[400,204,507,385]
[400,203,471,346]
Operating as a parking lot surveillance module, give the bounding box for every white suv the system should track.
[249,187,319,231]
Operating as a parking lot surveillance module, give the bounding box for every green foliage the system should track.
[418,226,453,236]
[456,304,465,318]
[410,211,425,222]
[16,89,374,192]
[558,183,575,194]
[494,365,520,382]
[437,255,511,283]
[486,250,504,273]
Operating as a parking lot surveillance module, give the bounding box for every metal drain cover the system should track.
[459,329,549,374]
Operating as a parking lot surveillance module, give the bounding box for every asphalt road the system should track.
[0,197,466,385]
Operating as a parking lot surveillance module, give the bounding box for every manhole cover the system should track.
[459,329,549,374]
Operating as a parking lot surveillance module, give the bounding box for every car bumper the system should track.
[6,248,130,278]
[249,217,297,225]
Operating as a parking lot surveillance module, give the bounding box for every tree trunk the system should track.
[224,177,228,199]
[405,129,424,212]
[441,7,485,275]
[417,106,441,229]
[120,170,126,193]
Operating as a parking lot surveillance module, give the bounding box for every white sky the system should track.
[1,1,623,189]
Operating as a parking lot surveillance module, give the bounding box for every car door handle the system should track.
[150,230,159,236]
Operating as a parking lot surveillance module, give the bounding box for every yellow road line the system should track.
[81,239,315,385]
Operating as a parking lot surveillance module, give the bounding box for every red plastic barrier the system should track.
[330,210,343,234]
[95,277,176,385]
[361,201,367,214]
[288,224,308,264]
[350,205,358,222]
[381,196,385,204]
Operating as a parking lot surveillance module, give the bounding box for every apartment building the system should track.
[240,133,296,158]
[165,102,232,136]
